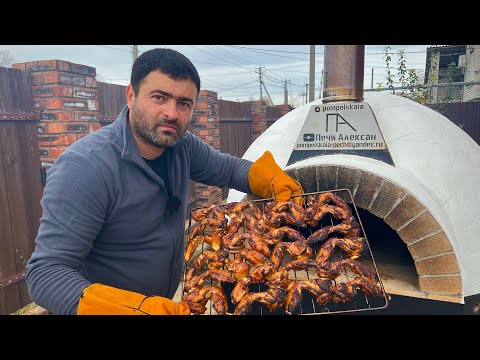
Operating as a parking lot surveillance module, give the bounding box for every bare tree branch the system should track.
[0,49,15,67]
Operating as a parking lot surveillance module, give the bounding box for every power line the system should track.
[212,80,258,92]
[263,80,287,89]
[228,45,428,56]
[191,45,254,70]
[226,45,323,55]
[96,45,131,52]
[262,73,286,84]
[225,45,324,63]
[201,70,254,77]
[263,69,284,81]
[207,45,253,67]
[194,60,250,68]
[201,45,251,67]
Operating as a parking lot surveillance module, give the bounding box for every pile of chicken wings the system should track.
[182,192,383,315]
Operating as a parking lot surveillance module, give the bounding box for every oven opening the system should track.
[356,207,420,298]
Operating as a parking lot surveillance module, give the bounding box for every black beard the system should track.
[130,103,181,148]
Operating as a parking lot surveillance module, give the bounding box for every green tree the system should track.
[425,49,439,104]
[383,46,395,94]
[429,61,456,118]
[397,49,407,88]
[378,46,463,128]
[377,47,422,100]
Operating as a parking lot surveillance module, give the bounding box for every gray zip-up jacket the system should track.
[26,105,253,315]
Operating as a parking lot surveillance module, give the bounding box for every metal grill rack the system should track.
[184,188,389,315]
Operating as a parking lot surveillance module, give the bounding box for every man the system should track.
[26,48,303,315]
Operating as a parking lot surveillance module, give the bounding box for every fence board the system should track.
[0,123,22,314]
[0,67,41,314]
[15,121,43,307]
[0,68,12,112]
[10,69,23,112]
[219,120,252,200]
[0,125,15,314]
[219,120,251,158]
[98,82,127,122]
[24,69,35,114]
[218,100,250,120]
[27,122,43,220]
[0,67,33,114]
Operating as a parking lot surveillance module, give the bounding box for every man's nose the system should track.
[163,99,179,119]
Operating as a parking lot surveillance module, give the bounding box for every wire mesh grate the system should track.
[183,189,389,315]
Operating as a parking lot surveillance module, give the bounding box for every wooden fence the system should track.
[0,67,43,315]
[97,82,127,124]
[218,100,253,199]
[445,101,480,145]
[219,100,252,157]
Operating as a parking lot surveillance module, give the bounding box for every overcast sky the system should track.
[0,45,431,107]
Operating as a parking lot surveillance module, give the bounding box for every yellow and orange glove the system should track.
[248,150,304,205]
[77,283,190,315]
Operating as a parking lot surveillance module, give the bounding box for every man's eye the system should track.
[179,102,191,109]
[153,95,165,101]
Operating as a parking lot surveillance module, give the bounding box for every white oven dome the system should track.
[228,92,480,300]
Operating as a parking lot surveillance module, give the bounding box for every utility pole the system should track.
[284,80,288,105]
[262,82,274,106]
[371,68,374,89]
[256,66,264,102]
[305,80,308,104]
[309,45,315,102]
[289,79,293,106]
[319,69,324,100]
[132,45,139,62]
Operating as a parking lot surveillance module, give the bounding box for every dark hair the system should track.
[130,48,201,96]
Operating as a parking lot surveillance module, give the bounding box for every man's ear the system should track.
[126,84,135,109]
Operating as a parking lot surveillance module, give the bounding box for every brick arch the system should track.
[288,164,462,301]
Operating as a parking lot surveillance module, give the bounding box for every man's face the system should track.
[126,70,197,149]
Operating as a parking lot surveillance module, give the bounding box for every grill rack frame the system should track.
[183,188,390,315]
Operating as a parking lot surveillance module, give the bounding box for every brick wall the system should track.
[189,90,222,208]
[273,104,292,116]
[12,60,100,166]
[249,100,267,142]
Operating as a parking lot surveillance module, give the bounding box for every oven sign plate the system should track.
[287,102,394,166]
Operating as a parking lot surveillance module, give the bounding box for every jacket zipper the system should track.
[166,151,179,297]
[121,136,189,297]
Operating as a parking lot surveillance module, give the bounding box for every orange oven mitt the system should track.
[248,150,304,205]
[77,283,190,315]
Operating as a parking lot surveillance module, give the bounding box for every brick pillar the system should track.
[249,100,267,142]
[275,104,291,117]
[12,60,101,167]
[190,90,222,207]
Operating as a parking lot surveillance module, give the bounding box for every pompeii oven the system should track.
[228,45,480,314]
